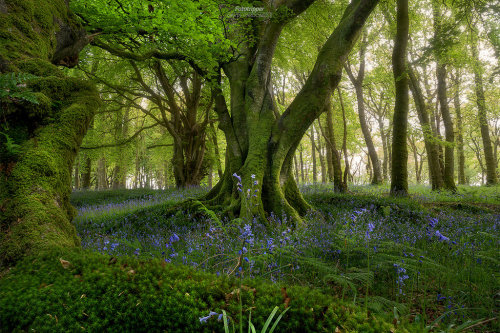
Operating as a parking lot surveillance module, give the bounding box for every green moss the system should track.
[0,250,403,332]
[0,0,71,64]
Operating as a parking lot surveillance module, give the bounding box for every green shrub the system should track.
[0,249,403,332]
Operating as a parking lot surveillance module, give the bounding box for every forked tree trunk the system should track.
[390,0,409,196]
[0,0,98,265]
[345,34,383,184]
[203,0,379,222]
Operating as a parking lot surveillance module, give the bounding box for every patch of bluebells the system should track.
[393,262,409,295]
[73,185,499,312]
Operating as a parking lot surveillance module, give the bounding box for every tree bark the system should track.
[0,0,98,265]
[390,0,409,196]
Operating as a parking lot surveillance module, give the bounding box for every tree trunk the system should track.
[452,73,466,185]
[409,137,420,183]
[472,35,497,185]
[379,118,388,181]
[345,34,383,184]
[340,88,350,190]
[97,158,107,190]
[433,2,456,191]
[323,99,345,191]
[300,148,305,183]
[310,125,318,183]
[316,122,327,184]
[293,156,300,182]
[82,156,92,189]
[0,0,97,265]
[210,122,224,179]
[390,0,409,196]
[74,156,80,190]
[408,68,444,190]
[436,63,456,191]
[203,0,379,223]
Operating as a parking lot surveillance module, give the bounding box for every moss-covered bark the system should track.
[0,0,98,265]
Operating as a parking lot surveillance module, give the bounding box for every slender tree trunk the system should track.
[345,34,383,184]
[375,116,388,181]
[436,62,456,191]
[316,123,327,184]
[300,148,305,184]
[472,35,497,185]
[74,155,80,190]
[82,156,92,189]
[310,125,317,183]
[452,73,466,185]
[409,137,420,183]
[323,99,345,191]
[293,155,300,182]
[97,158,107,190]
[408,68,444,189]
[340,87,350,190]
[210,123,224,179]
[390,0,409,196]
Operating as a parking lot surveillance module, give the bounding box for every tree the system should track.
[390,0,409,196]
[470,31,497,185]
[432,0,456,191]
[202,0,380,222]
[345,33,383,184]
[0,0,99,265]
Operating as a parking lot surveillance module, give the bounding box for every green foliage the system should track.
[0,249,399,332]
[0,72,39,104]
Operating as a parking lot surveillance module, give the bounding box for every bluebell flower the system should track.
[233,173,242,182]
[435,230,449,242]
[170,233,180,243]
[251,174,256,179]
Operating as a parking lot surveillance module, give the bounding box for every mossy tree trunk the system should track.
[390,0,409,196]
[0,0,98,265]
[203,0,379,223]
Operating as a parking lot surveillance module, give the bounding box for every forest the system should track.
[0,0,499,332]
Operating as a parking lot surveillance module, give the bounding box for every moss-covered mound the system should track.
[0,250,402,332]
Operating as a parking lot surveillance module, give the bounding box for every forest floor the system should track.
[1,184,498,332]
